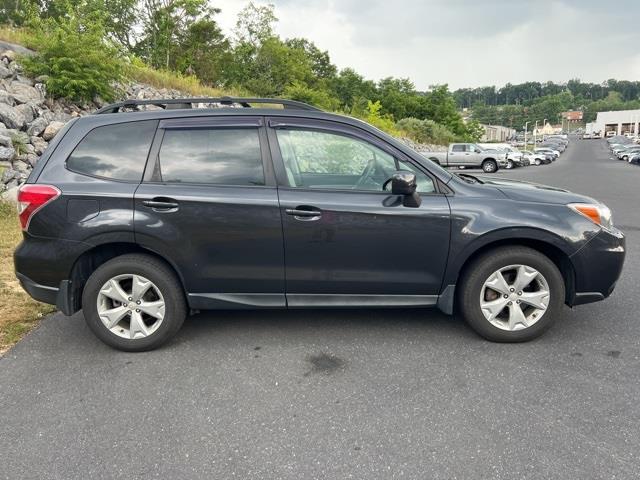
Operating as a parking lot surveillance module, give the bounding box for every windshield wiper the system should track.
[456,173,484,184]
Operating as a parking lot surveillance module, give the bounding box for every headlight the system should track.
[568,203,613,230]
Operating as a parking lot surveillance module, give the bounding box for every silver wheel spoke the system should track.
[138,300,165,320]
[520,290,549,310]
[100,279,130,304]
[129,310,149,339]
[508,303,528,330]
[131,275,153,302]
[513,265,538,292]
[100,305,129,329]
[485,271,511,296]
[481,298,509,321]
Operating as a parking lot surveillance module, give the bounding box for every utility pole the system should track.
[534,120,539,145]
[524,121,530,148]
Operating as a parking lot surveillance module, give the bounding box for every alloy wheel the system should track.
[97,274,166,339]
[479,264,550,331]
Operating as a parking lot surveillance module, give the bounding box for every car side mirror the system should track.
[384,171,422,208]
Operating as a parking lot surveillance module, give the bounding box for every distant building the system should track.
[591,109,640,135]
[562,111,583,122]
[534,123,561,136]
[480,124,516,142]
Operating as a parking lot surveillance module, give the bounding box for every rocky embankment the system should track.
[0,43,444,201]
[0,45,186,202]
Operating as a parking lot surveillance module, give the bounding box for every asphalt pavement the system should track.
[1,137,639,479]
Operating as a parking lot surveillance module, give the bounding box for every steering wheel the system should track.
[352,157,377,190]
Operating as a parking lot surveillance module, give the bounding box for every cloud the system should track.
[212,0,640,89]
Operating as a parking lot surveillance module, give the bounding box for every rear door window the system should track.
[156,128,264,186]
[66,120,157,181]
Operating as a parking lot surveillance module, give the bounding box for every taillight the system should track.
[17,184,61,231]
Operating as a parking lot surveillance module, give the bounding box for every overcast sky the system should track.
[213,0,640,90]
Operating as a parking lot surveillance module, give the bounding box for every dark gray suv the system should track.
[14,98,626,351]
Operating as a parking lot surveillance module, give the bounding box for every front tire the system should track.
[457,247,564,342]
[82,254,187,351]
[535,158,541,166]
[482,159,498,173]
[505,160,514,169]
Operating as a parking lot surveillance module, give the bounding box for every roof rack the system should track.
[94,97,322,114]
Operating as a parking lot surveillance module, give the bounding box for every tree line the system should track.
[0,0,482,144]
[455,80,640,129]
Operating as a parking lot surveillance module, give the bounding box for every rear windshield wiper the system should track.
[456,173,484,184]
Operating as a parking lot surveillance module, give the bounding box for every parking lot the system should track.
[1,137,639,479]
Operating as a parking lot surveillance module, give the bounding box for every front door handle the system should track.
[143,198,179,212]
[285,206,322,221]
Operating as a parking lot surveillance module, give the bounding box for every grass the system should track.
[0,201,55,354]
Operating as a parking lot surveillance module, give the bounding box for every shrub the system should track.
[282,82,338,110]
[396,117,457,145]
[21,14,125,102]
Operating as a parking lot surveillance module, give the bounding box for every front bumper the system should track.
[568,227,625,306]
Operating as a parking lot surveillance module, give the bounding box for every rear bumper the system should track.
[16,272,59,305]
[568,227,625,306]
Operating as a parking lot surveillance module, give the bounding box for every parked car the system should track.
[14,97,626,351]
[521,150,550,166]
[477,144,524,169]
[535,147,559,159]
[606,131,616,138]
[424,143,508,172]
[629,152,640,164]
[618,146,640,161]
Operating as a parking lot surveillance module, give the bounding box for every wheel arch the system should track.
[64,242,188,315]
[446,233,576,308]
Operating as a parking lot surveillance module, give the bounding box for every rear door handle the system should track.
[143,198,179,211]
[285,206,322,220]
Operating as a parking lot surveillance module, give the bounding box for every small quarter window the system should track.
[66,120,157,181]
[157,128,264,186]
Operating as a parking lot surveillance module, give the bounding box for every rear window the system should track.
[66,120,157,181]
[156,128,264,186]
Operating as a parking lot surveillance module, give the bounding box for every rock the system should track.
[27,117,48,136]
[30,136,48,155]
[0,90,12,105]
[1,50,16,62]
[1,185,19,202]
[15,103,34,124]
[0,103,25,129]
[13,158,30,172]
[0,146,15,161]
[23,143,34,154]
[0,134,11,147]
[42,121,65,141]
[0,64,11,79]
[14,75,34,86]
[25,153,38,167]
[1,167,15,183]
[9,83,42,105]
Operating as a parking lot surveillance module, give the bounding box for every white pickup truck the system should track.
[423,143,508,173]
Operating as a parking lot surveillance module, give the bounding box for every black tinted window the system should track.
[67,120,157,181]
[158,128,264,185]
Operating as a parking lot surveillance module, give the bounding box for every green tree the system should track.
[22,6,125,101]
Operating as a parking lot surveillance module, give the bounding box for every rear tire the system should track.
[82,254,187,352]
[482,159,498,173]
[457,247,564,342]
[505,160,514,169]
